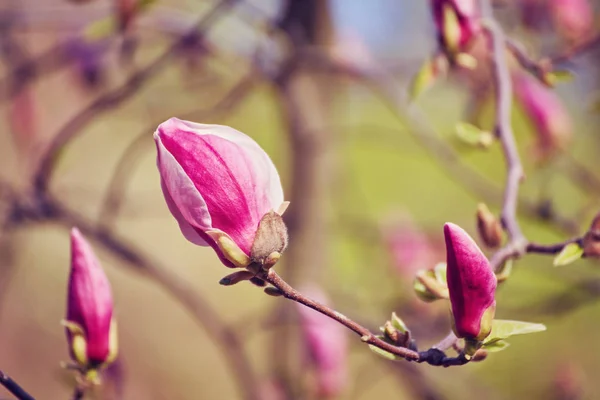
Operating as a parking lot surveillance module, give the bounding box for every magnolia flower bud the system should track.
[583,212,600,258]
[444,223,497,343]
[296,286,348,398]
[65,228,117,372]
[430,0,480,55]
[476,203,503,248]
[154,118,287,269]
[513,73,572,161]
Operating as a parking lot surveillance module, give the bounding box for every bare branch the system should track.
[0,370,36,400]
[32,0,239,197]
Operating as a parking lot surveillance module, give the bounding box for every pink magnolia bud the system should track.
[430,0,480,54]
[444,223,496,341]
[65,228,117,370]
[513,73,572,161]
[296,286,348,398]
[154,118,286,268]
[550,0,593,44]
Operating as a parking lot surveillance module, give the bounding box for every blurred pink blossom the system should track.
[430,0,481,54]
[513,72,572,161]
[383,214,441,280]
[296,286,348,398]
[550,0,593,44]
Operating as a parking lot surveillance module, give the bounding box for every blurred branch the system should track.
[506,31,600,81]
[33,0,239,197]
[0,189,261,400]
[42,197,261,400]
[527,238,584,255]
[98,72,256,229]
[0,370,35,400]
[481,8,529,270]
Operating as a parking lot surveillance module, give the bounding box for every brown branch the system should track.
[0,370,35,400]
[97,73,256,229]
[28,196,261,400]
[32,0,239,197]
[526,238,583,255]
[260,269,469,367]
[71,386,85,400]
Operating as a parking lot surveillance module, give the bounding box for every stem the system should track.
[71,386,85,400]
[482,0,529,270]
[0,370,35,400]
[261,269,469,367]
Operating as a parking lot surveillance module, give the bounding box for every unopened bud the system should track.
[476,203,503,248]
[471,348,488,362]
[219,270,255,286]
[251,211,288,268]
[583,213,600,258]
[413,269,449,302]
[264,287,284,297]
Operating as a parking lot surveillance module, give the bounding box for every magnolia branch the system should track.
[32,0,239,197]
[0,370,35,400]
[260,269,469,367]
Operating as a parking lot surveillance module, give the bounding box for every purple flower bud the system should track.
[65,228,117,369]
[430,0,480,54]
[513,73,572,161]
[154,118,286,268]
[296,286,348,398]
[444,223,496,341]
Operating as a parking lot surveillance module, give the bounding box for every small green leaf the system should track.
[455,122,494,148]
[545,70,574,86]
[553,243,584,266]
[83,17,117,41]
[455,53,478,70]
[483,319,546,345]
[495,258,513,283]
[442,3,461,53]
[433,262,447,284]
[409,60,437,101]
[390,312,409,333]
[482,339,510,352]
[368,338,403,361]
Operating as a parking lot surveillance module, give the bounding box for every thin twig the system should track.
[260,269,469,367]
[97,73,256,229]
[31,196,261,400]
[32,0,239,197]
[71,386,85,400]
[0,370,35,400]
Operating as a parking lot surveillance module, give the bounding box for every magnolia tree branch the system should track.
[43,198,262,400]
[97,73,256,230]
[0,370,35,400]
[260,269,469,367]
[32,0,239,197]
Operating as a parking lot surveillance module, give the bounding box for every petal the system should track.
[165,118,284,210]
[155,131,213,232]
[159,179,208,246]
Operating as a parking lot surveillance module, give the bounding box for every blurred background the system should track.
[0,0,599,399]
